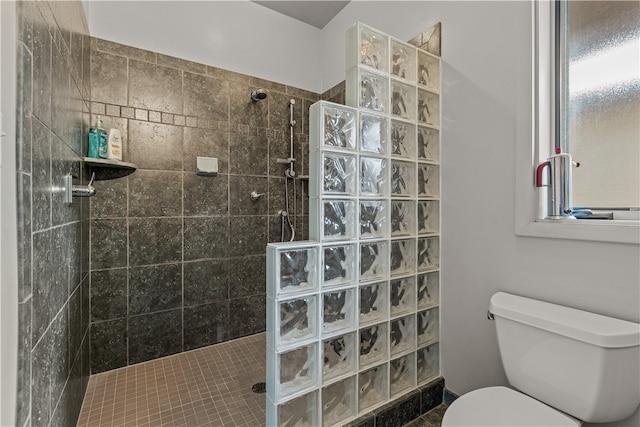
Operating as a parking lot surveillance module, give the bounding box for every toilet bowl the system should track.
[442,386,581,427]
[441,292,640,427]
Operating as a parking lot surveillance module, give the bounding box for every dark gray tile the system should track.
[51,225,73,309]
[184,259,228,305]
[129,217,182,266]
[183,128,229,174]
[31,120,51,232]
[157,54,207,74]
[267,176,287,216]
[229,132,268,176]
[183,72,229,121]
[128,170,182,217]
[375,390,421,427]
[51,138,81,226]
[69,83,86,157]
[80,219,90,279]
[50,307,69,414]
[183,216,228,260]
[51,40,71,145]
[90,50,127,105]
[66,343,85,426]
[129,264,182,315]
[228,295,265,339]
[229,216,267,257]
[92,37,157,63]
[268,135,291,177]
[80,275,90,333]
[228,256,265,299]
[32,230,52,343]
[16,301,31,427]
[90,318,127,373]
[183,173,228,216]
[129,59,183,114]
[229,81,268,129]
[444,388,458,406]
[268,92,302,135]
[420,377,445,414]
[68,286,83,364]
[422,404,447,425]
[229,175,268,215]
[183,302,229,350]
[32,8,51,126]
[90,219,127,270]
[31,324,53,427]
[90,268,127,322]
[90,177,127,219]
[128,309,182,364]
[17,173,32,302]
[17,44,32,173]
[128,120,183,171]
[343,415,375,427]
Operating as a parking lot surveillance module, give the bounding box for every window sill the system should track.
[516,218,640,245]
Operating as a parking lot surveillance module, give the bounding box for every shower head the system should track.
[251,89,268,102]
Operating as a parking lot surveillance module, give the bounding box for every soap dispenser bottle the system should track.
[88,116,108,159]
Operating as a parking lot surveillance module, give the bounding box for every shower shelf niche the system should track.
[83,157,137,180]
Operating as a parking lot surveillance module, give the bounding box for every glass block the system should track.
[358,364,388,412]
[418,200,439,234]
[391,160,416,197]
[417,89,440,127]
[390,200,416,236]
[323,288,356,336]
[417,307,440,346]
[359,282,388,326]
[391,39,417,82]
[322,376,357,427]
[417,163,440,198]
[279,295,318,347]
[360,156,388,196]
[390,314,416,356]
[277,390,319,427]
[417,342,440,384]
[417,271,439,309]
[390,276,416,317]
[417,237,439,271]
[360,199,388,239]
[278,247,319,296]
[358,25,389,72]
[359,322,388,368]
[390,353,415,397]
[390,238,416,277]
[391,120,416,159]
[317,152,357,196]
[418,50,440,90]
[359,241,389,282]
[278,343,318,398]
[310,199,357,241]
[322,104,357,150]
[323,332,357,382]
[360,112,388,154]
[391,80,416,121]
[323,244,357,287]
[359,69,388,113]
[417,125,439,162]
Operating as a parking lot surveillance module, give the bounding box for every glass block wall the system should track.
[266,22,441,426]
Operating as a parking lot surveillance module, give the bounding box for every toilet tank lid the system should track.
[490,292,640,348]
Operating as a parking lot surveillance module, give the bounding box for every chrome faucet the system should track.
[535,148,580,220]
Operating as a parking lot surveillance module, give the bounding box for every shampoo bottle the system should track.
[97,118,108,159]
[88,116,106,158]
[107,128,123,161]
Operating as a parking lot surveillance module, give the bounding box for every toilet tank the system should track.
[490,292,640,423]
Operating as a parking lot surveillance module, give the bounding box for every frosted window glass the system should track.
[564,1,640,208]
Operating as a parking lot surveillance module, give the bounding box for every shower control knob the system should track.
[250,191,264,202]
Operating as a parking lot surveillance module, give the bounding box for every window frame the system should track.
[514,0,639,245]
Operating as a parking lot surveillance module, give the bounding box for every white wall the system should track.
[322,2,639,425]
[85,0,323,93]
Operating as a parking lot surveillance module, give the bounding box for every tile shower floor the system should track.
[77,333,267,427]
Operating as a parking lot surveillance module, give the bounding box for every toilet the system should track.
[442,292,640,426]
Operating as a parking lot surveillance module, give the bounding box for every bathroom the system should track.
[0,1,638,427]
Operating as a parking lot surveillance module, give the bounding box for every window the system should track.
[515,1,639,244]
[557,1,640,212]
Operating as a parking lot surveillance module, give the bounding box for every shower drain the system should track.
[252,382,267,394]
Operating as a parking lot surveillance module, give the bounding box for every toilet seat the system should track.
[441,386,581,427]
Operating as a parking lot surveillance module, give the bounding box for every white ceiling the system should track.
[252,1,350,29]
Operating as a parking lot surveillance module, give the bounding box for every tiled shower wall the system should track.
[15,1,92,426]
[88,38,319,373]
